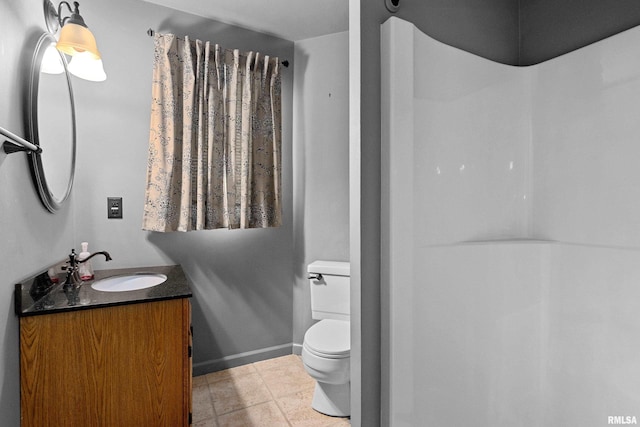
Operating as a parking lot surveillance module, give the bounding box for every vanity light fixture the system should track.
[44,0,107,81]
[67,51,106,81]
[40,43,65,75]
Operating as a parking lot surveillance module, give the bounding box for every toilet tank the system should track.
[308,261,350,321]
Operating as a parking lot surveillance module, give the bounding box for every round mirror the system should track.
[27,32,76,213]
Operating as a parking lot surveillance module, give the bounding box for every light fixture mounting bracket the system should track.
[43,0,60,34]
[43,1,87,35]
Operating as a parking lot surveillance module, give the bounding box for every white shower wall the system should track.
[531,27,640,246]
[412,27,532,244]
[382,17,640,427]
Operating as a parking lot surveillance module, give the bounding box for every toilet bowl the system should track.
[302,260,351,417]
[302,319,350,417]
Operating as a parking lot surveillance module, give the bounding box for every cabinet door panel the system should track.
[20,299,190,427]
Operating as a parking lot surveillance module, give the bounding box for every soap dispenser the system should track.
[78,242,94,281]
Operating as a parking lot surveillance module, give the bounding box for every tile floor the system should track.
[192,354,351,427]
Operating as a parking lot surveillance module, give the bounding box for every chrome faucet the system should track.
[63,249,112,289]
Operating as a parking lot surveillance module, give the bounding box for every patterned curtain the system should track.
[142,34,282,232]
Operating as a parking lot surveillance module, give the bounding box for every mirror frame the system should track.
[27,32,77,213]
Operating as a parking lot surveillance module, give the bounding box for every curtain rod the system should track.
[146,29,289,68]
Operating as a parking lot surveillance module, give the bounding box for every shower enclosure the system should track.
[382,17,640,426]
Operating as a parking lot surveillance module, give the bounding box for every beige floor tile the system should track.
[275,386,315,414]
[193,417,219,427]
[254,354,302,372]
[276,387,341,427]
[193,383,215,422]
[217,401,289,427]
[206,363,257,384]
[195,354,350,426]
[193,375,209,388]
[259,360,316,398]
[209,371,272,415]
[326,419,351,426]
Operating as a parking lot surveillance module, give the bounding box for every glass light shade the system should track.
[56,22,101,59]
[41,44,64,74]
[67,52,107,81]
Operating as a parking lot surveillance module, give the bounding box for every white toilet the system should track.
[302,260,350,417]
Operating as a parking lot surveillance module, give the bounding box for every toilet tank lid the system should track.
[308,260,350,276]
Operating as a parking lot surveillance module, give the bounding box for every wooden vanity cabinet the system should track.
[19,298,192,427]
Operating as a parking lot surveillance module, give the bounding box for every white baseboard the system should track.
[292,343,303,355]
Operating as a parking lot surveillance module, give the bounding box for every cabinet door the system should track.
[20,299,191,427]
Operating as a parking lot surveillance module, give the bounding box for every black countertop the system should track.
[15,264,192,317]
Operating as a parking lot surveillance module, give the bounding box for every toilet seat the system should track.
[303,319,350,359]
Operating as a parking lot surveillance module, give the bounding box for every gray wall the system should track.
[72,0,295,374]
[292,32,350,348]
[1,7,295,426]
[0,0,347,423]
[0,2,77,423]
[520,0,640,65]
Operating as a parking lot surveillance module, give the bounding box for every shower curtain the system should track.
[142,33,282,232]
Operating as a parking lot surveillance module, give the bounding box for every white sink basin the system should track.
[91,273,167,292]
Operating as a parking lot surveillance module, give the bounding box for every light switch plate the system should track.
[107,197,123,219]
